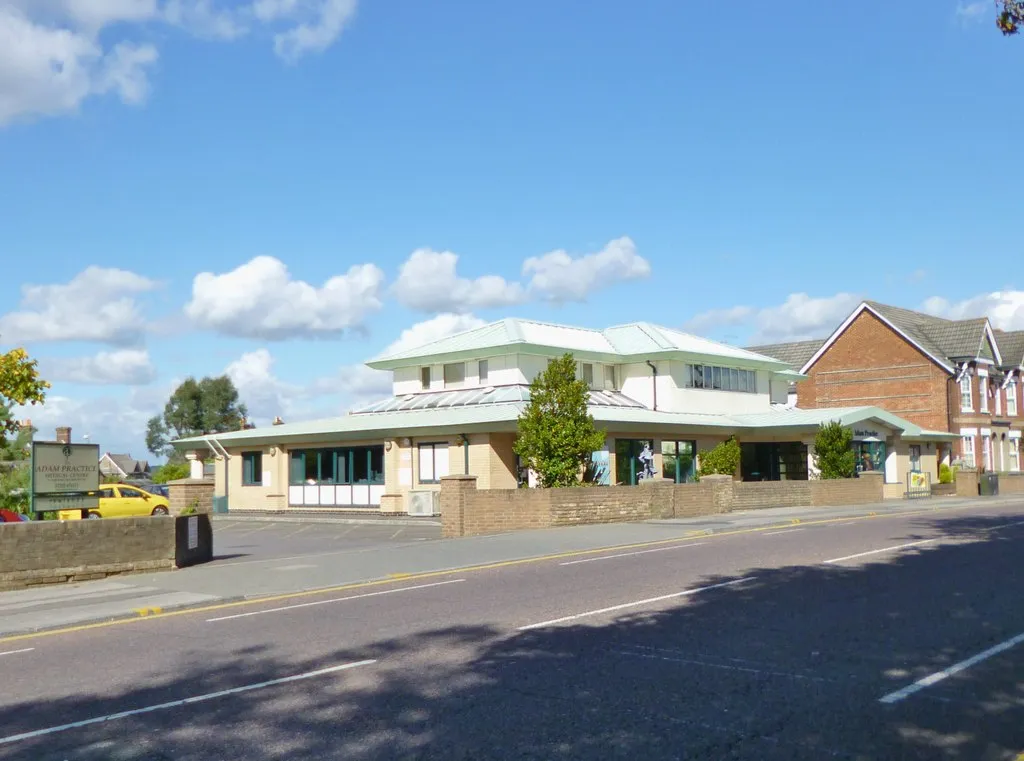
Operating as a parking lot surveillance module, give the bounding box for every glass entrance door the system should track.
[615,439,656,485]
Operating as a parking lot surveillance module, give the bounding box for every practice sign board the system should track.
[31,442,100,513]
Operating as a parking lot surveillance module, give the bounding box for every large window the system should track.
[289,447,385,486]
[418,443,450,484]
[615,439,656,485]
[242,451,262,486]
[960,375,973,412]
[980,375,989,413]
[685,364,756,393]
[962,435,976,468]
[661,440,697,483]
[1008,381,1018,416]
[1009,439,1020,472]
[854,441,886,475]
[443,363,465,388]
[909,445,921,473]
[741,442,808,481]
[982,435,992,470]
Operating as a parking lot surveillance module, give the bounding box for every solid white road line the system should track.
[763,528,805,536]
[0,648,34,657]
[823,539,937,565]
[879,631,1024,704]
[206,579,465,622]
[0,659,376,746]
[559,542,705,566]
[517,578,753,631]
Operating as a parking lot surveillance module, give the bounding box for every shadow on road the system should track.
[6,515,1023,761]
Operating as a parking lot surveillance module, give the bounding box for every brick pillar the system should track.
[440,475,477,538]
[55,427,71,444]
[700,474,734,513]
[858,471,884,502]
[955,469,979,498]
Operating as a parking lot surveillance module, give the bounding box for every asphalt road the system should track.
[1,502,1023,760]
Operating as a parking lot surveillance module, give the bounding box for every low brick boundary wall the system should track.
[0,515,213,590]
[997,473,1024,494]
[955,470,979,497]
[441,472,884,537]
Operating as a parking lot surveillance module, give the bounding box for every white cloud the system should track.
[224,348,300,421]
[271,0,357,62]
[0,4,158,125]
[684,292,862,344]
[42,349,156,385]
[0,0,358,125]
[185,255,385,340]
[393,249,526,313]
[922,291,1024,331]
[955,1,988,21]
[522,236,650,302]
[0,265,158,344]
[382,312,486,356]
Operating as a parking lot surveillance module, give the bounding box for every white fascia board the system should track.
[799,302,955,375]
[984,321,1003,366]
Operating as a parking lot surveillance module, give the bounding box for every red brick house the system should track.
[750,301,1024,474]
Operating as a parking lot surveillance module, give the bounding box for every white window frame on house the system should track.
[1009,436,1021,472]
[979,372,989,413]
[960,375,973,412]
[982,432,992,470]
[443,362,465,389]
[579,362,595,389]
[1008,380,1018,417]
[996,382,1003,415]
[478,359,489,384]
[417,442,449,484]
[960,430,976,468]
[684,364,756,393]
[420,366,431,391]
[604,365,617,391]
[909,444,922,472]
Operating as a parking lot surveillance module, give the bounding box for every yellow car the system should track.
[58,484,171,520]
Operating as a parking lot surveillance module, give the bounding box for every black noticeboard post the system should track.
[175,514,214,567]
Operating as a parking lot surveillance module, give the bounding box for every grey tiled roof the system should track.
[745,339,824,369]
[864,302,993,367]
[995,330,1024,368]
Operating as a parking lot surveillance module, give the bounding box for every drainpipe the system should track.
[461,434,470,475]
[645,360,658,411]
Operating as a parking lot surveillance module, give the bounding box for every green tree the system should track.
[998,0,1023,34]
[813,421,856,479]
[146,375,248,459]
[514,354,606,488]
[0,347,49,446]
[152,462,190,483]
[697,437,741,478]
[0,417,35,513]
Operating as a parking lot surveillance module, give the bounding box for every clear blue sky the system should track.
[0,0,1020,459]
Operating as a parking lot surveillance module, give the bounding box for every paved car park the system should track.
[211,516,442,566]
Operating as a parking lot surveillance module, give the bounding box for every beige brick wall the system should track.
[956,469,979,497]
[0,517,175,590]
[732,481,811,510]
[809,472,883,506]
[997,473,1024,494]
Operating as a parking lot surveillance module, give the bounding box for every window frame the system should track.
[909,444,922,473]
[1007,381,1018,417]
[961,434,976,468]
[979,374,989,413]
[982,435,992,470]
[478,359,489,384]
[580,362,595,389]
[242,451,263,486]
[685,364,756,393]
[443,362,465,389]
[420,366,431,390]
[418,442,449,484]
[960,375,973,412]
[1009,439,1020,472]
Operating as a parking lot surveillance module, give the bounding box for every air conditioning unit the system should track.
[407,490,440,517]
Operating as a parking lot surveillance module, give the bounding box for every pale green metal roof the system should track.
[366,318,791,370]
[174,398,954,450]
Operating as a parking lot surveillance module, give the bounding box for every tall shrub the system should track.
[514,354,606,488]
[698,437,741,478]
[814,421,856,479]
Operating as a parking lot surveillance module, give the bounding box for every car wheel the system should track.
[87,512,101,519]
[151,506,169,516]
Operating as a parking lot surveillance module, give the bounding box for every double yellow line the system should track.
[0,501,984,645]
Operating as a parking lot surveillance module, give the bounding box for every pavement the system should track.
[0,494,1019,638]
[0,496,1022,759]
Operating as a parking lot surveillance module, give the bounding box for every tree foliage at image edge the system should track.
[514,354,606,488]
[814,421,857,479]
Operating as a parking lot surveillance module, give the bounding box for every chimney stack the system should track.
[56,427,71,444]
